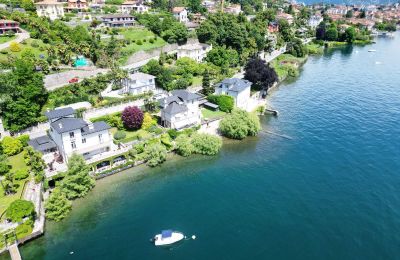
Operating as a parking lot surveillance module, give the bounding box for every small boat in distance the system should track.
[152,230,185,246]
[368,49,377,52]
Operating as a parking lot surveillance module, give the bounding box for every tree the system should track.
[142,143,167,167]
[346,10,353,18]
[206,46,240,69]
[45,188,72,222]
[1,136,22,156]
[359,10,366,18]
[142,113,155,130]
[202,69,213,96]
[278,19,293,42]
[325,26,338,41]
[61,154,95,200]
[24,147,46,183]
[6,199,35,222]
[287,38,308,58]
[316,22,326,40]
[0,162,10,176]
[344,27,356,43]
[244,58,278,94]
[207,95,234,112]
[188,0,204,13]
[175,134,194,157]
[2,172,16,195]
[219,109,261,139]
[121,106,144,130]
[191,133,222,155]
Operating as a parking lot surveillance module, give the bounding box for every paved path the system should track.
[8,244,21,260]
[0,31,30,51]
[44,68,109,91]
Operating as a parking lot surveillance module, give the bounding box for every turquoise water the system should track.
[74,58,87,67]
[16,34,400,259]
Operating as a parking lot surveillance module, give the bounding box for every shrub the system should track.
[142,112,155,130]
[207,95,234,112]
[9,42,21,52]
[136,39,143,45]
[191,133,222,155]
[149,38,154,44]
[160,134,173,149]
[134,143,144,154]
[219,109,261,139]
[167,129,179,139]
[45,188,72,222]
[6,199,35,222]
[142,143,167,167]
[114,131,127,140]
[121,106,144,130]
[175,134,193,157]
[30,40,39,48]
[143,39,147,42]
[0,162,10,175]
[1,136,23,156]
[17,135,30,147]
[14,169,29,180]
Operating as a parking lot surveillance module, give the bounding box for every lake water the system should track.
[12,33,400,260]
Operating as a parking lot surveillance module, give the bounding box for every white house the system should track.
[172,7,188,23]
[308,15,323,28]
[119,0,149,14]
[41,107,112,162]
[177,42,212,62]
[160,90,202,129]
[35,0,64,20]
[215,78,251,110]
[102,14,135,27]
[120,72,156,95]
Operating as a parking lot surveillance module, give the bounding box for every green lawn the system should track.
[111,127,153,143]
[0,35,16,44]
[192,76,203,87]
[201,108,226,120]
[271,54,307,80]
[0,151,29,218]
[0,38,49,65]
[117,28,166,65]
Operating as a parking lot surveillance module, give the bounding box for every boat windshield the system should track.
[161,230,172,238]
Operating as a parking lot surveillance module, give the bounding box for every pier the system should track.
[8,244,21,260]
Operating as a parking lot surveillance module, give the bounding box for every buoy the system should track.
[192,235,196,240]
[70,251,74,255]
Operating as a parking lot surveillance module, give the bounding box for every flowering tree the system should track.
[121,106,144,130]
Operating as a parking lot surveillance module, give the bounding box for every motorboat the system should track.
[152,230,185,246]
[368,49,377,52]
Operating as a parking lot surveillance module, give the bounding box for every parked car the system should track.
[69,77,79,83]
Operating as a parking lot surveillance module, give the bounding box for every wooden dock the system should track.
[8,244,21,260]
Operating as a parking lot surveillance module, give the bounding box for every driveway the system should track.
[0,31,30,51]
[44,68,109,91]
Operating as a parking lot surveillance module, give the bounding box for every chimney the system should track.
[88,124,94,130]
[59,123,63,129]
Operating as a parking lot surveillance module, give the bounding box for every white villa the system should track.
[30,107,113,162]
[215,78,251,110]
[308,15,323,28]
[120,72,156,95]
[35,0,64,20]
[177,42,212,63]
[172,7,188,23]
[119,0,149,14]
[160,90,202,129]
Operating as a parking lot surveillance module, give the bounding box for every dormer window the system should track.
[69,132,74,138]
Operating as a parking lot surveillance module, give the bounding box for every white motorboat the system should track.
[368,49,377,52]
[152,230,185,246]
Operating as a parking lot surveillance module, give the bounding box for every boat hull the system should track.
[154,232,184,246]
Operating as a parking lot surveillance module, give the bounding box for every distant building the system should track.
[276,12,294,25]
[35,0,64,21]
[191,13,206,24]
[160,90,202,129]
[102,14,135,27]
[215,78,251,110]
[224,4,241,15]
[66,0,88,12]
[0,20,21,35]
[268,21,279,33]
[120,72,156,95]
[308,15,323,28]
[42,107,112,162]
[177,42,212,62]
[172,7,188,23]
[119,0,149,14]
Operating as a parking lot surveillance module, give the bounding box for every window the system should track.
[69,132,74,138]
[99,134,103,143]
[82,138,86,144]
[71,141,76,149]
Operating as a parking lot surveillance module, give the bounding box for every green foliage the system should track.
[374,21,397,32]
[6,199,35,222]
[45,188,72,222]
[287,38,308,58]
[15,219,34,239]
[0,161,10,175]
[325,26,339,41]
[160,134,173,149]
[2,172,16,194]
[14,169,29,180]
[207,95,234,112]
[61,154,95,200]
[191,133,222,156]
[142,143,167,167]
[1,137,22,156]
[114,131,127,140]
[174,134,194,157]
[167,129,179,140]
[17,135,30,147]
[24,147,46,183]
[219,109,261,139]
[9,42,21,52]
[344,27,356,43]
[206,46,240,69]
